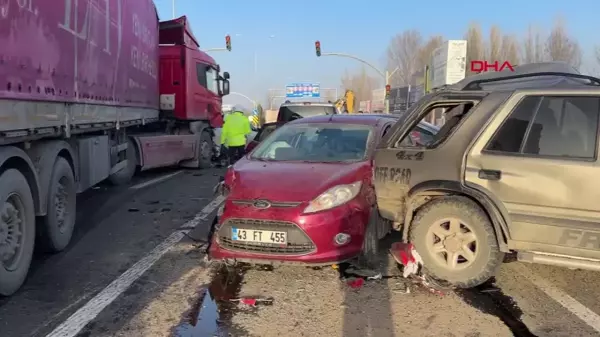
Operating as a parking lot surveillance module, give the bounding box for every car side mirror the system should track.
[222,80,230,96]
[223,71,230,80]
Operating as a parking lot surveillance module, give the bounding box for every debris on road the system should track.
[230,296,274,307]
[389,242,423,278]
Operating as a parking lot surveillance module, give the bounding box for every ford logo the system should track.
[253,200,271,209]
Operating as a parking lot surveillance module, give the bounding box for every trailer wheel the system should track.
[39,157,76,252]
[198,131,213,169]
[0,169,36,296]
[109,139,137,185]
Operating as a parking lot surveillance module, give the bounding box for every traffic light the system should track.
[385,84,391,98]
[315,40,321,57]
[225,35,231,51]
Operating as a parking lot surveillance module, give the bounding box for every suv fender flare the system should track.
[403,180,511,252]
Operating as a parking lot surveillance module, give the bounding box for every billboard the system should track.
[430,40,467,89]
[285,83,321,98]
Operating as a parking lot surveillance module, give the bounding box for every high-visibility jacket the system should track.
[221,111,251,147]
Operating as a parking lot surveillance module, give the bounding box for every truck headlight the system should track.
[303,181,362,214]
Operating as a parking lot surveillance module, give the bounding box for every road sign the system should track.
[285,83,320,98]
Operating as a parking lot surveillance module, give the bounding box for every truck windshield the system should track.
[251,124,372,162]
[277,105,336,121]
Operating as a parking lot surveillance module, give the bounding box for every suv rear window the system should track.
[277,105,336,121]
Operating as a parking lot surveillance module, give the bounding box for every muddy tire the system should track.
[409,196,503,289]
[360,209,382,268]
[198,131,213,169]
[0,169,36,296]
[39,157,76,252]
[108,139,137,186]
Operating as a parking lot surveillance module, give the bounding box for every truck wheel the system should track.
[359,208,382,268]
[198,131,213,169]
[39,157,76,252]
[409,196,504,289]
[108,139,137,186]
[0,169,36,296]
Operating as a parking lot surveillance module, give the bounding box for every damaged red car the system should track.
[209,114,439,266]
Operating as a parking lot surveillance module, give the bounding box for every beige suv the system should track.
[373,62,600,288]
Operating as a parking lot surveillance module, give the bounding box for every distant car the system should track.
[210,114,439,266]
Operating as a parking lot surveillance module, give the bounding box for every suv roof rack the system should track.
[463,72,600,90]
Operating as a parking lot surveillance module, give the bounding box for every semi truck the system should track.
[0,0,230,296]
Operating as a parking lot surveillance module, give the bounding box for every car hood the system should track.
[227,159,369,202]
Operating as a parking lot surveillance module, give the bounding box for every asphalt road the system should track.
[1,168,600,337]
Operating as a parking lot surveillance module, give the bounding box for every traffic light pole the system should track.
[319,52,399,113]
[205,48,228,52]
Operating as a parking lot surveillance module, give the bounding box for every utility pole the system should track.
[171,0,175,19]
[314,43,399,113]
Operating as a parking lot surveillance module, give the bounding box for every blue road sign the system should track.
[285,82,320,98]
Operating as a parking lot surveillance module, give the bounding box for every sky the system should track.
[152,0,600,109]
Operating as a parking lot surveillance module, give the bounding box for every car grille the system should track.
[217,218,316,255]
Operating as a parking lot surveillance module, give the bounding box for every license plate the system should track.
[231,227,287,244]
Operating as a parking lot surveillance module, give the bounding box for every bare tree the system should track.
[521,25,547,64]
[501,35,520,66]
[487,25,503,62]
[417,35,444,82]
[340,66,379,103]
[545,18,582,68]
[385,30,423,86]
[464,22,485,75]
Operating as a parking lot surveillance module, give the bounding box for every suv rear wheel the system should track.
[409,196,503,288]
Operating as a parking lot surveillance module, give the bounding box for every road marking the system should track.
[45,195,226,337]
[129,170,182,190]
[515,264,600,333]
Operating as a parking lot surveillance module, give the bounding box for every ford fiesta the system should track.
[209,114,439,266]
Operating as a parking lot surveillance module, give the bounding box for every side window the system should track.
[524,96,599,158]
[485,96,539,153]
[196,63,207,87]
[395,102,475,148]
[485,96,600,159]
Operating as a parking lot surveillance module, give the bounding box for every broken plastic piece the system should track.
[346,278,364,289]
[230,297,274,307]
[389,242,423,278]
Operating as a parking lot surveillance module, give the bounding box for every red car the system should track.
[209,114,439,266]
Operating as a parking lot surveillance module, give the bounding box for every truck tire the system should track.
[360,208,382,268]
[39,157,76,252]
[0,169,36,296]
[109,139,137,186]
[409,196,504,289]
[198,131,213,169]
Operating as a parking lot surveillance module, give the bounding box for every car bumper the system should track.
[209,199,369,265]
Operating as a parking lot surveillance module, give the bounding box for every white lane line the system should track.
[129,170,182,190]
[515,264,600,333]
[45,195,226,337]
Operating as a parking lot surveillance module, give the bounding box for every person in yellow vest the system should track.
[220,104,252,163]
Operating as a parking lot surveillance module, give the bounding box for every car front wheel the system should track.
[409,196,504,288]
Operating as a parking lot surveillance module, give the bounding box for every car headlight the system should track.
[303,181,362,214]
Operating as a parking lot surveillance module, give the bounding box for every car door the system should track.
[373,98,481,223]
[465,93,600,259]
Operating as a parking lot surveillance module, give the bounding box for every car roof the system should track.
[444,62,600,92]
[287,114,398,127]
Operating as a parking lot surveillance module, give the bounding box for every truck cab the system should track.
[158,16,230,128]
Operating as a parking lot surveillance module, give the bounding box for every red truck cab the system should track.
[158,16,228,128]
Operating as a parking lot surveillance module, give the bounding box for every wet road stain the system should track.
[456,277,537,337]
[173,263,249,337]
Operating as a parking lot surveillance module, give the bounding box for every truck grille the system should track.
[216,218,316,255]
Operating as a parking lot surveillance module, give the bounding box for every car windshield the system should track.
[278,105,336,121]
[251,123,372,162]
